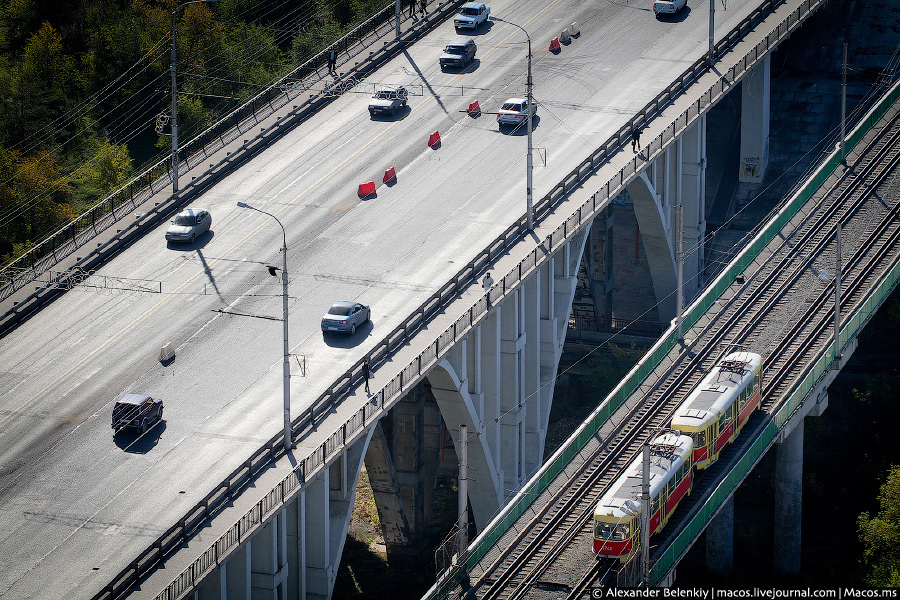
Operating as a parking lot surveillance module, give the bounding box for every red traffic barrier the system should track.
[358,181,376,197]
[383,166,397,184]
[549,37,561,52]
[428,130,441,147]
[467,100,481,117]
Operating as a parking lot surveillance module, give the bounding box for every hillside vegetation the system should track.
[0,0,388,264]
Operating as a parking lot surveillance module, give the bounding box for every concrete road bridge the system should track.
[0,0,877,597]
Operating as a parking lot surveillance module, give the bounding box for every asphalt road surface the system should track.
[0,0,764,597]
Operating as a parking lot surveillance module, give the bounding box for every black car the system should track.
[440,38,477,70]
[112,394,164,433]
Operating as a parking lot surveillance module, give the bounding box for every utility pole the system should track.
[708,0,716,66]
[641,443,651,585]
[457,424,469,561]
[834,223,842,361]
[840,42,848,163]
[395,0,401,36]
[170,12,180,195]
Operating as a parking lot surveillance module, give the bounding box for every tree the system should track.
[857,465,900,587]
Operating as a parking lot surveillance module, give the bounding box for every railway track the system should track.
[465,104,900,599]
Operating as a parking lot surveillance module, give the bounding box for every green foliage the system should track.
[857,465,900,586]
[0,0,394,266]
[579,342,645,394]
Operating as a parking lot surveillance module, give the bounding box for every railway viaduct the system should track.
[0,0,884,597]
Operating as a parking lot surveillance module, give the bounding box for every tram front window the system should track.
[595,522,631,541]
[692,430,707,447]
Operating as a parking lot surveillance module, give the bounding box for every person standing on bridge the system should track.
[363,357,372,396]
[482,272,495,308]
[328,47,337,72]
[419,0,427,17]
[631,125,641,152]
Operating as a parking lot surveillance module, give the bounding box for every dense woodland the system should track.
[0,0,388,264]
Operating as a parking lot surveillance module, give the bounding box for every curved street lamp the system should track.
[490,15,535,231]
[236,201,292,452]
[171,0,220,196]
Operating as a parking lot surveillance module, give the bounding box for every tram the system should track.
[670,351,763,469]
[593,432,693,559]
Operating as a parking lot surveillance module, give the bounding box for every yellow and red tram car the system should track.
[670,352,763,470]
[593,432,693,560]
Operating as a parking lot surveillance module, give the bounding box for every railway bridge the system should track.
[0,0,883,598]
[430,52,900,600]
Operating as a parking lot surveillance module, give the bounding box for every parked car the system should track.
[454,2,490,30]
[439,38,477,70]
[497,97,537,126]
[112,394,164,433]
[166,208,211,243]
[653,0,686,15]
[321,301,371,335]
[368,85,408,117]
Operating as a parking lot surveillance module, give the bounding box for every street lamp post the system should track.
[490,16,534,230]
[171,0,219,196]
[236,201,292,452]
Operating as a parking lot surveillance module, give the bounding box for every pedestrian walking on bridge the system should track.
[363,357,372,396]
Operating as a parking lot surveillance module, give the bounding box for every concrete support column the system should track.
[740,54,771,182]
[226,541,251,599]
[250,510,287,600]
[522,274,542,477]
[627,172,677,322]
[285,495,301,600]
[304,471,331,600]
[538,260,558,436]
[774,418,804,576]
[499,289,525,493]
[706,495,734,574]
[680,116,707,300]
[481,314,503,490]
[587,207,615,323]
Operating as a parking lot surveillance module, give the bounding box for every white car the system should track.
[653,0,686,15]
[496,97,536,127]
[165,208,211,243]
[454,2,490,30]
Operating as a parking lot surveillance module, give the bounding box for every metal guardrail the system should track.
[0,0,421,304]
[96,0,830,598]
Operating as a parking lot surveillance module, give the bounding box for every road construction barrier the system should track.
[383,167,397,184]
[358,181,376,197]
[571,22,580,36]
[467,101,481,117]
[549,37,561,52]
[428,130,441,147]
[560,28,571,44]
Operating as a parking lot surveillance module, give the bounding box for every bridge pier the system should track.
[774,418,804,576]
[706,496,735,574]
[625,116,707,323]
[739,54,771,183]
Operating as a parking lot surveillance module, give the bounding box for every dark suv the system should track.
[112,394,164,433]
[440,38,477,70]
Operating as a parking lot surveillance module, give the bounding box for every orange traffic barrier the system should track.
[467,100,481,117]
[383,166,397,184]
[428,130,441,147]
[358,181,376,197]
[549,37,561,52]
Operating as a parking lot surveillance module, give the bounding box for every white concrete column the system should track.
[774,418,803,576]
[706,495,734,574]
[285,495,301,600]
[250,511,287,600]
[627,172,677,322]
[680,116,707,300]
[480,315,503,490]
[225,542,250,599]
[303,471,331,600]
[522,273,542,477]
[740,54,771,182]
[499,289,525,493]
